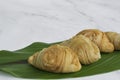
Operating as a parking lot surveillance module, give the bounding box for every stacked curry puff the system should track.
[28,29,120,73]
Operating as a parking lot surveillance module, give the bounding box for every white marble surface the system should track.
[0,0,120,80]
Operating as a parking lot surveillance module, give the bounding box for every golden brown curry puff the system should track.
[76,29,114,52]
[60,35,101,64]
[105,32,120,50]
[28,44,81,73]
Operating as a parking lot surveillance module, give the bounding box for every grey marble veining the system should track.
[0,0,120,80]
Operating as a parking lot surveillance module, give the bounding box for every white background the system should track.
[0,0,120,80]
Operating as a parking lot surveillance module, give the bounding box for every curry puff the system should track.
[76,29,114,53]
[28,44,81,73]
[60,35,101,64]
[105,32,120,50]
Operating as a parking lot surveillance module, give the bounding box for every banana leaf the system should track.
[0,42,120,79]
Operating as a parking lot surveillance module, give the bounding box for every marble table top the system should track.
[0,0,120,80]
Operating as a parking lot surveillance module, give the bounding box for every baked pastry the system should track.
[76,29,114,52]
[28,44,81,73]
[105,32,120,50]
[60,35,101,64]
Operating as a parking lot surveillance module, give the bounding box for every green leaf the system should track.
[0,42,50,64]
[0,42,120,79]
